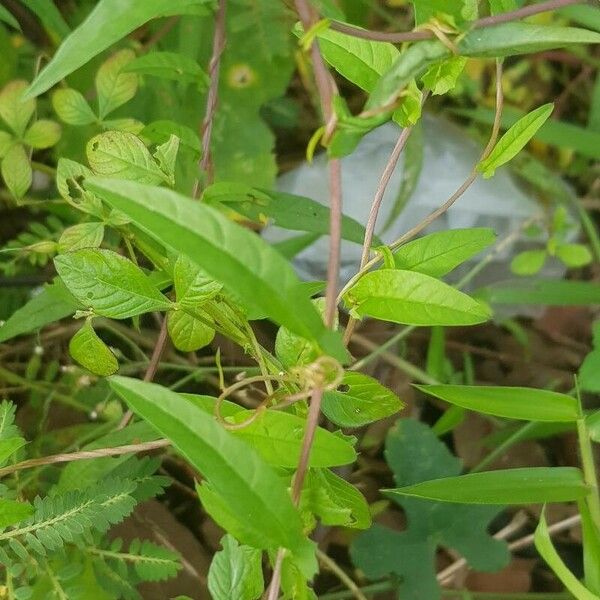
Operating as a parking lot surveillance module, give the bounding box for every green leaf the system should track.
[302,468,371,529]
[167,310,215,352]
[411,0,466,25]
[344,269,491,326]
[479,104,554,177]
[86,131,168,184]
[153,134,179,184]
[322,371,404,428]
[369,24,600,110]
[25,0,212,99]
[19,0,69,42]
[173,254,222,308]
[142,120,201,154]
[511,249,547,276]
[22,119,61,149]
[315,27,399,92]
[477,279,600,306]
[1,143,32,199]
[489,0,516,15]
[0,500,33,530]
[388,467,589,504]
[95,49,139,119]
[0,5,19,29]
[58,222,104,252]
[54,249,171,319]
[421,56,467,95]
[0,130,13,159]
[0,80,35,137]
[124,51,209,86]
[183,394,356,469]
[580,501,600,595]
[109,377,316,573]
[415,384,580,422]
[535,511,600,600]
[69,320,118,376]
[351,420,508,600]
[204,183,372,246]
[0,437,26,467]
[0,279,78,343]
[85,178,347,362]
[556,243,593,268]
[52,88,97,126]
[581,324,600,394]
[394,228,495,277]
[208,535,264,600]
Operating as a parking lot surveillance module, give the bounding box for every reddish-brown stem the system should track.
[193,0,228,198]
[329,0,584,44]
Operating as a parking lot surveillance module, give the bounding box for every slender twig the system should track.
[508,514,581,552]
[0,439,170,477]
[337,59,504,306]
[329,0,584,44]
[266,1,341,597]
[317,548,368,600]
[193,0,228,198]
[118,317,169,429]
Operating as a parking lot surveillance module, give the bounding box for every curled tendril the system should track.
[214,357,344,431]
[416,20,459,54]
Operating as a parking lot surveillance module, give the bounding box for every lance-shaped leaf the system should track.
[25,0,212,99]
[394,228,496,277]
[369,23,600,109]
[535,511,600,600]
[86,178,347,361]
[54,249,171,319]
[344,269,490,326]
[415,384,580,422]
[109,377,316,573]
[322,371,404,428]
[387,467,589,504]
[479,104,554,177]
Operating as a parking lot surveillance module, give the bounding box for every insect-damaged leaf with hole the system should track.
[344,269,490,326]
[54,249,171,319]
[109,377,317,577]
[322,372,404,428]
[351,420,509,600]
[85,178,347,362]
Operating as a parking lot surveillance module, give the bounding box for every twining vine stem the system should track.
[329,0,584,44]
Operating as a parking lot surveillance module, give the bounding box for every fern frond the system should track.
[111,456,170,502]
[89,538,181,583]
[0,478,137,563]
[0,401,20,441]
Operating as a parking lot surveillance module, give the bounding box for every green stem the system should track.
[577,416,600,530]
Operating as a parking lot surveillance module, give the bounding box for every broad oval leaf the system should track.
[69,320,118,376]
[25,0,212,99]
[535,512,600,600]
[182,394,356,469]
[54,248,171,319]
[479,103,554,177]
[344,269,491,326]
[23,119,61,149]
[58,222,104,252]
[208,535,264,600]
[0,80,35,137]
[95,49,139,119]
[109,377,315,567]
[1,143,31,199]
[124,51,209,86]
[322,372,404,428]
[167,310,215,352]
[173,254,222,307]
[52,88,97,125]
[415,384,580,422]
[85,178,347,361]
[511,249,547,276]
[86,131,167,184]
[387,467,589,505]
[393,228,496,277]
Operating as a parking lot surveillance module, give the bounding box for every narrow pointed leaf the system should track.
[387,467,589,504]
[86,178,346,361]
[109,377,315,567]
[344,269,490,326]
[25,0,212,99]
[479,104,554,177]
[415,384,579,422]
[535,511,600,600]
